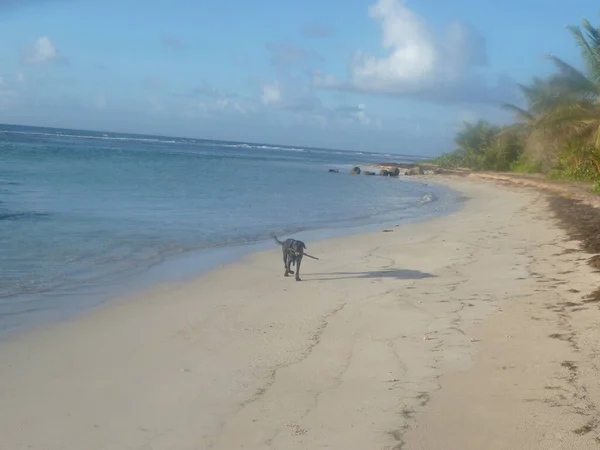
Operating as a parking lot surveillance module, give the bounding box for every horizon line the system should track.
[0,122,427,160]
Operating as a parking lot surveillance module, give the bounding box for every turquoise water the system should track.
[0,124,457,334]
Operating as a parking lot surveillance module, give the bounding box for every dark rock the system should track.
[406,166,425,176]
[349,166,361,175]
[379,169,390,176]
[328,169,339,173]
[389,167,401,177]
[363,171,376,176]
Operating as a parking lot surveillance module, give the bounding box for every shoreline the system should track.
[1,175,600,449]
[0,174,458,340]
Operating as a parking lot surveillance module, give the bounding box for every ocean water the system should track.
[0,124,458,335]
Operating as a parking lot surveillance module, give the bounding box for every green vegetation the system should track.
[433,16,600,187]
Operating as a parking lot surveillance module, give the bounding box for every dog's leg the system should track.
[283,252,290,277]
[286,254,295,275]
[295,256,302,281]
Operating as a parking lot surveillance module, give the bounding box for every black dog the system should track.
[274,236,306,281]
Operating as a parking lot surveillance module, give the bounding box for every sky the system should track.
[0,0,598,155]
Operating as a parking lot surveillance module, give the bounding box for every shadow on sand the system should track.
[307,268,436,281]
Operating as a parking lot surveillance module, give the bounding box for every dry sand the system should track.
[1,176,600,450]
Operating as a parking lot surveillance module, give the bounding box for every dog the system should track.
[273,236,306,281]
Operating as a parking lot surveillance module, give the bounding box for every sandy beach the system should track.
[1,175,600,450]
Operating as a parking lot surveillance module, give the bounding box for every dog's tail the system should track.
[273,236,284,246]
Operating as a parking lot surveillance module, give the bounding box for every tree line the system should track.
[433,15,600,190]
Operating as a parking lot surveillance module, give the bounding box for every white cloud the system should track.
[314,0,511,104]
[260,82,282,105]
[356,0,437,86]
[23,36,64,65]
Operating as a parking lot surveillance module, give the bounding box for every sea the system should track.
[0,124,460,336]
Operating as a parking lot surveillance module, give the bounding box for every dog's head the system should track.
[291,240,306,254]
[287,240,306,264]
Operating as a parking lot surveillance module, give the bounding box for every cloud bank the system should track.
[314,0,515,105]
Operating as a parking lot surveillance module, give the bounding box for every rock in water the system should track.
[349,166,361,175]
[421,193,437,203]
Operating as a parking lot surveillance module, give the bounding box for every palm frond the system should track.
[546,55,595,86]
[567,23,600,85]
[502,103,535,122]
[545,71,600,102]
[537,99,600,147]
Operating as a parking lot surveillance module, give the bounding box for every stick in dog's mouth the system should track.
[289,249,319,260]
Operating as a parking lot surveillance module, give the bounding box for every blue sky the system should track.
[0,0,597,155]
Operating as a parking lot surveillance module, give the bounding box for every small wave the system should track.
[0,305,46,317]
[214,144,400,159]
[257,146,305,153]
[0,280,57,298]
[219,143,252,149]
[216,143,307,153]
[0,130,178,145]
[0,211,49,221]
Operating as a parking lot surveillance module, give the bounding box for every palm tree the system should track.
[452,120,524,171]
[539,18,600,158]
[454,120,499,155]
[501,78,560,172]
[502,17,600,176]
